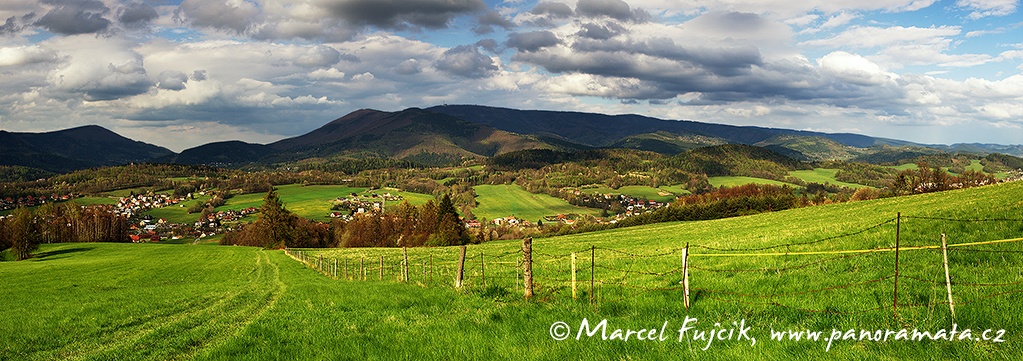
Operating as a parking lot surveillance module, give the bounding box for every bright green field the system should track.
[4,181,1023,359]
[788,169,871,189]
[142,196,210,224]
[474,184,602,223]
[216,184,434,222]
[708,176,796,188]
[579,185,682,202]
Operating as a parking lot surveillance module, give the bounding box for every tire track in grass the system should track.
[56,249,284,361]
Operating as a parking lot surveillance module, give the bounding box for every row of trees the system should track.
[220,189,469,249]
[0,202,129,260]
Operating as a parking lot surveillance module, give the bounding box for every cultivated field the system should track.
[472,184,602,222]
[3,181,1023,359]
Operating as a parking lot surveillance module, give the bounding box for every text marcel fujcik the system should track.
[555,317,1006,351]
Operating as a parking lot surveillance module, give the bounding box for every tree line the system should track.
[0,202,129,260]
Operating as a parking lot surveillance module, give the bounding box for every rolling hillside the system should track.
[0,125,173,173]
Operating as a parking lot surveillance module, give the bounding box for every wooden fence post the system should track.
[590,245,595,304]
[571,252,578,299]
[344,259,349,280]
[481,251,486,287]
[333,258,337,279]
[455,245,467,289]
[941,233,955,322]
[360,257,365,281]
[318,254,323,270]
[379,256,384,281]
[522,238,533,300]
[402,247,409,283]
[682,243,690,309]
[430,254,434,284]
[893,212,901,316]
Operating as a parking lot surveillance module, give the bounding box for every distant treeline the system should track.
[0,202,129,260]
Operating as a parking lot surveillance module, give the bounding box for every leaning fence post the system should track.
[455,245,467,289]
[682,243,690,309]
[941,233,955,323]
[522,237,534,300]
[571,252,578,299]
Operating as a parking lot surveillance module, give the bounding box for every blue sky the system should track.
[0,0,1021,151]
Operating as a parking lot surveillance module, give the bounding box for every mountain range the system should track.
[3,105,1023,173]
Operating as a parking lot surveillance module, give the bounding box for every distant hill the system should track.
[670,144,812,180]
[609,131,726,154]
[429,105,888,149]
[265,108,557,165]
[0,125,173,173]
[163,140,273,166]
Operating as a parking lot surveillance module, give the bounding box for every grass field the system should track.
[788,168,870,188]
[578,185,682,202]
[143,196,210,224]
[215,184,434,222]
[473,184,602,222]
[708,176,796,188]
[4,181,1023,359]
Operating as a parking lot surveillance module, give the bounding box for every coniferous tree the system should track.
[255,188,296,249]
[434,193,468,246]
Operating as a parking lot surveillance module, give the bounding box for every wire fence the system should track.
[284,213,1023,317]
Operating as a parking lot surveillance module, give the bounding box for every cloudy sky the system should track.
[1,0,1021,152]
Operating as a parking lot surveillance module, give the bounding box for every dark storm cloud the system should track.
[435,44,497,78]
[157,70,189,91]
[476,38,500,53]
[0,16,21,35]
[576,22,626,39]
[34,0,111,35]
[530,2,574,17]
[174,0,259,34]
[118,2,160,27]
[525,2,574,27]
[474,10,515,34]
[323,0,486,30]
[506,31,562,52]
[575,0,650,23]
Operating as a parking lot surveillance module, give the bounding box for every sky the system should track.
[0,0,1021,152]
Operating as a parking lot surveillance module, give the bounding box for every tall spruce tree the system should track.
[434,193,468,246]
[256,188,296,249]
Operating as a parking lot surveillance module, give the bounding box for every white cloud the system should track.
[0,45,58,67]
[956,0,1018,18]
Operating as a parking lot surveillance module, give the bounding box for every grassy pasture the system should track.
[3,181,1023,359]
[473,184,602,222]
[215,184,434,222]
[577,185,682,202]
[708,176,796,188]
[788,168,871,188]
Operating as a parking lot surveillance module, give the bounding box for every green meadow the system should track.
[473,184,603,222]
[707,176,795,188]
[3,181,1023,359]
[214,184,433,222]
[788,168,871,188]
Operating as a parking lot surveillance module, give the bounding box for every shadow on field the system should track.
[35,247,95,260]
